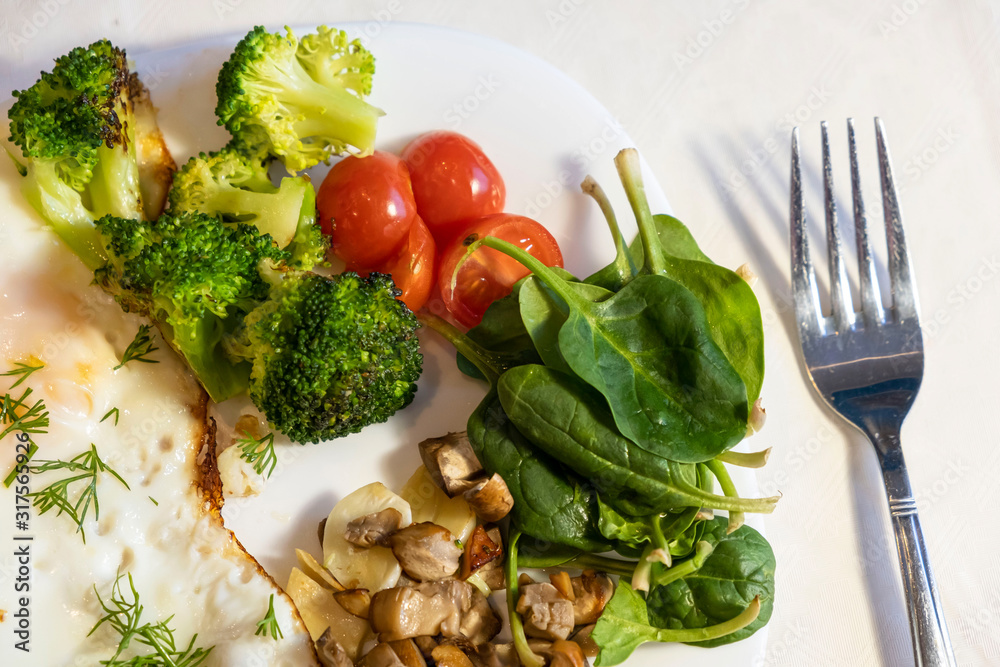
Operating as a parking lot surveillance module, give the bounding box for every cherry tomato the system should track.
[317,150,418,266]
[352,217,436,312]
[438,213,563,328]
[401,131,506,245]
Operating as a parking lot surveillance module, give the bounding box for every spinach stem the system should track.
[717,448,772,469]
[705,459,744,533]
[506,530,545,667]
[416,312,502,386]
[651,540,714,588]
[671,460,778,514]
[475,236,587,310]
[653,596,761,644]
[581,175,637,282]
[614,148,667,276]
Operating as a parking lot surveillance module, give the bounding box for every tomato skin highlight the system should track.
[438,213,563,328]
[352,216,436,312]
[401,131,506,245]
[317,150,418,267]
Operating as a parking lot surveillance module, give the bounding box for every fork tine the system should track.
[790,127,824,337]
[821,121,855,330]
[875,118,920,322]
[849,118,885,325]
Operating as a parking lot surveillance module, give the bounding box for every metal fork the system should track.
[790,118,956,666]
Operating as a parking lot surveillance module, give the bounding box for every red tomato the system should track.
[401,131,506,245]
[353,217,436,312]
[438,214,563,328]
[317,151,418,266]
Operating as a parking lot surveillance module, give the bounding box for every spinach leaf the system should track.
[497,364,776,514]
[616,149,764,405]
[629,213,713,265]
[591,580,762,666]
[468,390,610,552]
[474,239,748,463]
[597,501,703,559]
[645,517,775,647]
[456,267,578,380]
[518,276,609,377]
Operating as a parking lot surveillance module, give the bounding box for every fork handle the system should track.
[879,447,957,667]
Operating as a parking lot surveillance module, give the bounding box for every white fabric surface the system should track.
[1,1,997,665]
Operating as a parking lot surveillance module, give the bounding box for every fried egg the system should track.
[0,120,318,665]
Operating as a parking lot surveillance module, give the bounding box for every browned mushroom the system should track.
[334,589,372,619]
[471,527,506,591]
[570,571,614,625]
[549,640,587,667]
[412,636,438,659]
[460,525,502,580]
[369,580,500,645]
[474,643,520,667]
[316,628,355,667]
[431,645,475,667]
[359,642,405,667]
[462,474,513,522]
[345,507,405,548]
[388,522,462,582]
[389,639,428,667]
[418,433,484,496]
[516,582,575,641]
[571,624,599,659]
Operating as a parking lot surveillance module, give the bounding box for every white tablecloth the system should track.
[1,1,996,664]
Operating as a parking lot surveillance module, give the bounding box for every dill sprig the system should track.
[255,593,284,640]
[101,407,121,425]
[27,444,130,543]
[237,431,278,478]
[1,386,50,441]
[1,360,44,389]
[90,572,215,666]
[114,325,160,371]
[3,439,38,488]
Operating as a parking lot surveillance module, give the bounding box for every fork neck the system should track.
[856,416,911,502]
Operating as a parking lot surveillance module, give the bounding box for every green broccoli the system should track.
[94,211,289,402]
[224,271,422,444]
[8,39,144,270]
[167,147,327,270]
[215,25,384,172]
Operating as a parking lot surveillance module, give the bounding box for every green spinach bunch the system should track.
[420,148,777,665]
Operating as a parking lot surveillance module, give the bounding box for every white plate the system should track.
[134,22,767,666]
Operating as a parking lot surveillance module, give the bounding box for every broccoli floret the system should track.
[94,211,289,402]
[225,271,422,444]
[168,147,326,270]
[8,39,144,270]
[215,25,384,173]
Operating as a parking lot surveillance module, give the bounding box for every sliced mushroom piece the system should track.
[432,645,476,667]
[549,640,587,667]
[571,624,599,659]
[418,432,484,496]
[471,526,506,591]
[335,589,372,619]
[462,473,513,522]
[389,639,428,667]
[359,642,406,667]
[316,629,355,667]
[570,571,614,625]
[388,522,462,582]
[460,525,502,579]
[516,582,575,641]
[297,548,345,592]
[412,636,438,659]
[474,643,520,667]
[369,580,500,645]
[345,507,405,548]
